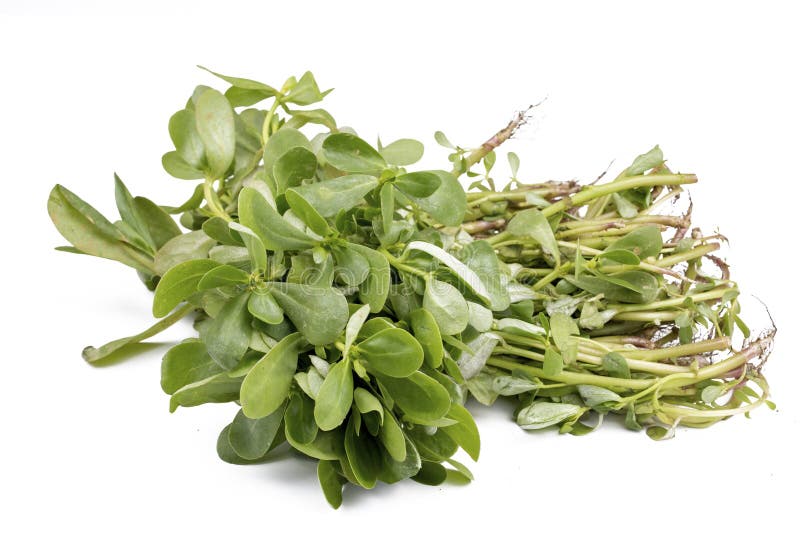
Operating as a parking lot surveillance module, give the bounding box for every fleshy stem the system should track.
[204,176,231,221]
[455,107,532,176]
[379,248,430,279]
[82,303,196,364]
[541,174,697,218]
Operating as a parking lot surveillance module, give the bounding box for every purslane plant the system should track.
[48,68,774,508]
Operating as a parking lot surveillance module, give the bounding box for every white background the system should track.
[2,1,798,532]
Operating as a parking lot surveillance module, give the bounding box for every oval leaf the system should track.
[380,138,424,166]
[229,406,285,460]
[197,264,250,291]
[269,283,348,346]
[378,372,451,423]
[394,171,441,198]
[423,278,469,336]
[204,292,253,369]
[357,328,424,378]
[241,332,305,419]
[322,133,386,174]
[314,359,354,431]
[153,259,219,317]
[289,174,379,217]
[247,290,284,325]
[409,308,444,368]
[238,187,318,251]
[194,88,235,177]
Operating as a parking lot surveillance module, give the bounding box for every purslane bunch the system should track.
[48,68,775,508]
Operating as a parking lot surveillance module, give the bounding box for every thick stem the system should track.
[82,303,195,363]
[455,108,531,176]
[541,174,697,218]
[487,356,657,390]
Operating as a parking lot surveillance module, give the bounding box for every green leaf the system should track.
[612,192,638,218]
[602,352,631,379]
[507,208,560,264]
[604,225,663,260]
[357,328,424,378]
[314,359,354,431]
[160,340,223,394]
[599,249,641,265]
[48,185,153,273]
[198,66,279,94]
[287,427,344,461]
[550,313,579,352]
[224,87,274,107]
[542,346,563,377]
[344,416,380,489]
[263,127,312,178]
[286,108,337,131]
[228,222,267,273]
[409,308,444,368]
[153,259,219,317]
[402,170,466,226]
[423,278,469,336]
[197,264,249,291]
[194,87,235,178]
[394,171,441,198]
[406,241,490,303]
[285,189,332,237]
[247,290,284,325]
[332,246,370,287]
[168,109,205,168]
[577,385,622,408]
[114,175,156,252]
[347,244,391,313]
[286,71,327,105]
[154,230,215,275]
[378,372,451,423]
[354,387,384,423]
[133,196,181,249]
[290,174,379,217]
[322,133,386,174]
[204,292,253,369]
[439,403,480,461]
[238,187,318,251]
[460,240,511,312]
[229,406,285,460]
[202,216,241,245]
[162,152,206,180]
[625,405,643,431]
[344,305,371,357]
[380,139,424,166]
[270,283,348,346]
[380,183,395,236]
[624,145,664,176]
[412,461,447,486]
[567,271,659,304]
[273,146,317,194]
[240,332,305,419]
[217,424,279,465]
[317,460,344,509]
[434,131,454,149]
[517,402,583,430]
[379,412,407,462]
[508,152,520,177]
[285,391,318,445]
[169,372,242,412]
[467,302,493,332]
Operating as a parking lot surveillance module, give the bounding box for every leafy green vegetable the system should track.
[51,67,774,509]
